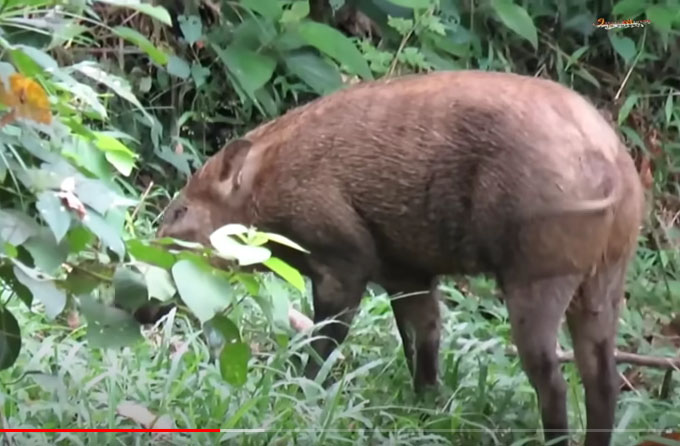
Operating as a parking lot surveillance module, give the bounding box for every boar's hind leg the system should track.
[503,274,583,446]
[303,259,372,381]
[566,258,627,446]
[388,278,441,393]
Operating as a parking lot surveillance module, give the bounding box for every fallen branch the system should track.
[506,346,680,370]
[286,309,680,370]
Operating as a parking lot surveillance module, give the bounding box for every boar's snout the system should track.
[156,202,187,238]
[156,196,212,247]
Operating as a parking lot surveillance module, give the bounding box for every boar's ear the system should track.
[217,138,252,188]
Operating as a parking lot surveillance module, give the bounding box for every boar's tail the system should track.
[539,168,622,217]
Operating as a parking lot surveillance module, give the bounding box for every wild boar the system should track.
[157,70,645,446]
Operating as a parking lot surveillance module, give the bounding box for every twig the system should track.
[387,5,436,77]
[63,263,112,283]
[387,27,415,77]
[614,27,647,101]
[202,0,223,21]
[130,180,154,223]
[618,370,642,397]
[507,346,680,369]
[68,47,145,55]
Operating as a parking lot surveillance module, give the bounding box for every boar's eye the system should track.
[166,204,187,224]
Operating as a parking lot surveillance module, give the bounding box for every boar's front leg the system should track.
[303,258,370,380]
[502,273,583,446]
[297,200,378,381]
[387,277,442,393]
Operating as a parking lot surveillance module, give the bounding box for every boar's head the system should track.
[156,138,254,246]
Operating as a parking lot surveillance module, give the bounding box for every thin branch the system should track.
[614,27,647,101]
[506,346,680,369]
[63,263,112,283]
[129,180,154,223]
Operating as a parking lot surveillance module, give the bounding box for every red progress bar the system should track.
[0,429,220,432]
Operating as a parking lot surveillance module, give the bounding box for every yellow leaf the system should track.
[0,73,52,125]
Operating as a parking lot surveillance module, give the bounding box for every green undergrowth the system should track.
[2,250,679,446]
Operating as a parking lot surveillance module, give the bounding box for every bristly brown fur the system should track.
[157,70,645,446]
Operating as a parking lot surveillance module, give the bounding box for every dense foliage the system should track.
[0,0,678,444]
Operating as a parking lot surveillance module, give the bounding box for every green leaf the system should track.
[191,63,210,88]
[82,211,125,258]
[575,67,600,88]
[235,273,260,296]
[565,46,589,70]
[1,243,17,258]
[0,209,40,246]
[280,1,310,23]
[71,62,150,120]
[113,26,168,65]
[104,151,135,176]
[36,191,71,242]
[297,21,373,79]
[647,5,673,33]
[491,0,538,50]
[12,265,66,320]
[127,240,176,269]
[23,228,68,274]
[219,341,250,387]
[14,45,58,70]
[62,269,100,295]
[98,0,172,25]
[93,133,137,157]
[49,23,89,50]
[0,264,32,307]
[167,55,191,79]
[0,307,21,371]
[263,277,291,330]
[384,0,431,8]
[618,94,639,125]
[75,177,136,215]
[62,138,111,180]
[51,69,109,118]
[216,44,276,97]
[609,33,636,64]
[93,133,138,176]
[619,125,645,150]
[262,257,306,293]
[9,49,44,77]
[66,226,93,254]
[79,295,143,348]
[171,259,234,324]
[612,0,646,17]
[137,263,176,302]
[113,266,148,313]
[208,314,241,343]
[284,50,343,95]
[178,14,203,45]
[239,0,283,20]
[421,44,462,71]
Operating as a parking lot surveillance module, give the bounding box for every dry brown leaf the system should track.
[116,401,174,431]
[117,401,157,427]
[637,432,680,446]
